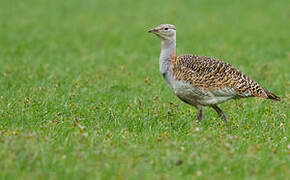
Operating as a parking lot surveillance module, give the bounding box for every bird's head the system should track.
[148,24,176,41]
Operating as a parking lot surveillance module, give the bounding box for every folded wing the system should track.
[171,54,270,99]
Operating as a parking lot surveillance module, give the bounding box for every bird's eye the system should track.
[164,28,168,30]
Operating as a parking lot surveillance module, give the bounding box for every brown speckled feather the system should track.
[170,54,280,100]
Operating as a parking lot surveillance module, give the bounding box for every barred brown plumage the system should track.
[148,24,281,123]
[172,54,269,98]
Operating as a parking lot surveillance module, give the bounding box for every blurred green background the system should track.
[0,0,289,179]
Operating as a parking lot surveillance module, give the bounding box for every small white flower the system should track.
[197,170,202,176]
[279,123,284,127]
[195,127,200,132]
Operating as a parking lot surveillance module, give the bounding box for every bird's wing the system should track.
[171,54,268,98]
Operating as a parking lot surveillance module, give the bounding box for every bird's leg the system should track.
[195,106,202,123]
[212,105,227,123]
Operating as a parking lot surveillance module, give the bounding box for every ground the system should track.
[0,0,289,179]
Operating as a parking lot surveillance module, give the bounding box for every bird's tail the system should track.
[264,89,281,101]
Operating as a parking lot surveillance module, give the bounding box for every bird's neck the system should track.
[159,39,176,74]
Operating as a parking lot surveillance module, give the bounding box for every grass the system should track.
[0,0,289,179]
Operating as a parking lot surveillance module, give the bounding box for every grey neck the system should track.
[159,39,176,74]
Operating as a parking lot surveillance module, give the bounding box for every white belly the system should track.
[163,72,234,106]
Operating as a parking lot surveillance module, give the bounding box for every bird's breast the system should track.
[162,72,171,85]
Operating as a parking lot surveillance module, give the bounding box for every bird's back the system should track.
[169,54,280,101]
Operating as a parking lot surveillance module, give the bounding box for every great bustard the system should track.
[148,24,280,123]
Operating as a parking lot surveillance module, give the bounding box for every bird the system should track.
[148,24,281,123]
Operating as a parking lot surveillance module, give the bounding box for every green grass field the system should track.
[0,0,289,179]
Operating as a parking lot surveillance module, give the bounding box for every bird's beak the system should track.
[148,28,157,33]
